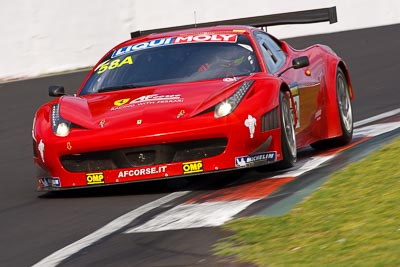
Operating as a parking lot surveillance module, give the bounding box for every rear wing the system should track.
[131,6,337,38]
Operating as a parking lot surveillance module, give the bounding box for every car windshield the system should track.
[79,34,261,95]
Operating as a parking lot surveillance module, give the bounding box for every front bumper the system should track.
[34,109,282,191]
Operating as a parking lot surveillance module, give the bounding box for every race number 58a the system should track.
[97,56,133,74]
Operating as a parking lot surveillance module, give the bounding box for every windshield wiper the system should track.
[97,84,144,93]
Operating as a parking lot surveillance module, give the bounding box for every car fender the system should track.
[322,51,354,139]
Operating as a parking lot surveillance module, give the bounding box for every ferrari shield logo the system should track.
[114,98,130,106]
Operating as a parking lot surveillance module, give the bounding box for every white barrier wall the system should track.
[1,0,400,80]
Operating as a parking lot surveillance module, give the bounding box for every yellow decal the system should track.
[86,172,104,185]
[182,160,204,174]
[97,55,133,74]
[66,142,72,150]
[114,98,130,106]
[290,86,299,96]
[290,86,300,129]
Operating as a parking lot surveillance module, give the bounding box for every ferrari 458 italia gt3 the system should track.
[33,7,353,190]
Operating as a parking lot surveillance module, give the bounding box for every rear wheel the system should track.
[311,68,353,149]
[335,68,353,144]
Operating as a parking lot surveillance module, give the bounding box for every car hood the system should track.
[59,78,247,129]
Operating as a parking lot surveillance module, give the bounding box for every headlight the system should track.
[214,80,254,118]
[51,104,71,137]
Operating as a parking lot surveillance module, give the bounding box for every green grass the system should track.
[214,137,400,266]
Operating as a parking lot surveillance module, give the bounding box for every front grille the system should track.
[60,138,228,172]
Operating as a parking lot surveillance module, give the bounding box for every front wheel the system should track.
[256,91,296,172]
[277,91,297,169]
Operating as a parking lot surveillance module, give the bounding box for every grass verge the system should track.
[214,137,400,266]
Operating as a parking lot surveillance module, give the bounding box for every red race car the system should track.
[33,7,353,191]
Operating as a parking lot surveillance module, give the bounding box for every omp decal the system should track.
[111,34,238,58]
[38,139,45,163]
[96,55,133,74]
[114,98,130,106]
[244,114,256,138]
[118,166,167,178]
[182,160,203,174]
[235,152,277,167]
[86,172,104,185]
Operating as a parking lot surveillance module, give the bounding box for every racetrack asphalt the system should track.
[0,24,400,266]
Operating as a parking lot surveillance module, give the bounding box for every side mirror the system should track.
[49,85,65,97]
[292,56,310,69]
[278,56,310,77]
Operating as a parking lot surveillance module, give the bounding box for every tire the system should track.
[311,68,353,149]
[277,91,297,169]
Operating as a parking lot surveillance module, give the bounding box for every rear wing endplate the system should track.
[131,6,337,38]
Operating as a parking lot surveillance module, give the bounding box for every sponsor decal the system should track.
[86,172,105,185]
[315,109,322,121]
[96,55,133,74]
[223,77,239,82]
[38,139,45,163]
[114,98,131,106]
[235,152,277,167]
[232,29,246,33]
[99,119,106,128]
[182,160,204,174]
[177,109,186,118]
[111,94,184,111]
[111,34,238,58]
[52,178,61,187]
[38,177,61,188]
[244,115,257,138]
[290,83,300,128]
[118,166,167,178]
[112,38,175,58]
[174,34,237,44]
[130,94,182,104]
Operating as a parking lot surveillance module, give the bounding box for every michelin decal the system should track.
[235,152,277,167]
